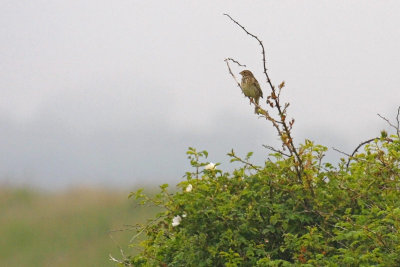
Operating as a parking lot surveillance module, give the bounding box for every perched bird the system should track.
[239,70,263,114]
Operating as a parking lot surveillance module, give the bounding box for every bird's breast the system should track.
[241,82,257,97]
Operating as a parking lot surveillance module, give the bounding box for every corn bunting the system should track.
[239,70,263,114]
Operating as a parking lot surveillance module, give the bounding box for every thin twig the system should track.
[109,254,125,264]
[378,106,400,137]
[332,147,353,158]
[377,114,398,132]
[109,225,137,233]
[230,154,261,171]
[223,13,269,83]
[225,57,246,67]
[109,232,131,266]
[130,214,166,243]
[263,145,291,157]
[224,58,242,88]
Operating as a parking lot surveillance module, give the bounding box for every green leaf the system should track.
[160,184,169,189]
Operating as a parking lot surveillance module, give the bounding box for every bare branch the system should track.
[263,145,291,157]
[377,106,400,137]
[225,57,246,67]
[377,113,398,131]
[348,138,378,165]
[224,58,242,89]
[332,147,353,158]
[223,13,270,83]
[252,101,285,136]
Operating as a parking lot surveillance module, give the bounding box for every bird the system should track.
[239,70,263,114]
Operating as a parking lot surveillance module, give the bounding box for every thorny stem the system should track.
[224,13,305,187]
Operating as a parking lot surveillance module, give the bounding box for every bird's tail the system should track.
[254,99,260,114]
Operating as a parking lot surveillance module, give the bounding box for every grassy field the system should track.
[0,186,159,267]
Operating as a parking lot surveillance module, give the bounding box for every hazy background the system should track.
[1,1,399,190]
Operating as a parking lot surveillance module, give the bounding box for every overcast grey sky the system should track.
[0,1,399,189]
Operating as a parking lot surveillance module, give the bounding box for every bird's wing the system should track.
[253,78,263,98]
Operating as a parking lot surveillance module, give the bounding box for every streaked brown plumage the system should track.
[239,70,263,114]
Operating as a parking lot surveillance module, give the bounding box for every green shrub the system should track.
[122,136,400,266]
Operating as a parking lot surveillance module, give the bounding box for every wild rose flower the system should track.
[172,215,182,227]
[185,184,193,192]
[323,177,330,183]
[204,162,216,170]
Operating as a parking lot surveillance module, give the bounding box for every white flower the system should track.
[182,212,187,218]
[323,177,330,183]
[172,215,182,227]
[185,184,193,192]
[204,162,216,170]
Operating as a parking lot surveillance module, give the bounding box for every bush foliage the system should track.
[122,135,400,266]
